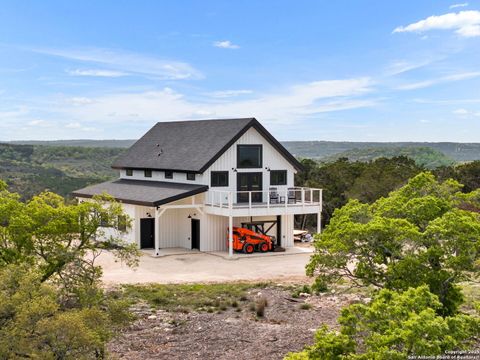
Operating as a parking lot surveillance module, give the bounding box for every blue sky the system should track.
[1,1,480,141]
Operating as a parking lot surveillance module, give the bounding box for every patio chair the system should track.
[269,187,279,204]
[287,187,297,204]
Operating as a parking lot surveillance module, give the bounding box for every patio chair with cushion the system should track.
[269,187,279,204]
[288,187,297,204]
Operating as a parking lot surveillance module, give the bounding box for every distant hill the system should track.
[322,146,455,169]
[9,139,480,162]
[2,140,480,200]
[9,139,136,148]
[282,141,480,163]
[0,143,124,199]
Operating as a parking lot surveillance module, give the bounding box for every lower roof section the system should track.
[72,179,208,207]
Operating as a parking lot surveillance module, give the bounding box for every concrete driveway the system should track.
[97,247,313,284]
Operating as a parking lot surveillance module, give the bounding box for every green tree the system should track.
[0,183,138,358]
[436,161,480,193]
[0,264,131,359]
[285,286,480,360]
[294,157,423,230]
[307,172,480,315]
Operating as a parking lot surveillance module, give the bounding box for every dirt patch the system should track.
[108,287,362,360]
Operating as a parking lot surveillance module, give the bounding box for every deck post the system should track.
[154,207,161,256]
[317,211,322,234]
[228,215,233,257]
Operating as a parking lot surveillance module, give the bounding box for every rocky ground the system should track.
[108,287,363,360]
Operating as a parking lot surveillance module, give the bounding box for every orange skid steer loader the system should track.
[227,226,274,254]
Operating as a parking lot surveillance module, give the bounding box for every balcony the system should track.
[204,187,322,216]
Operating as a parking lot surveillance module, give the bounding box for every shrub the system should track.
[255,296,268,317]
[307,173,480,315]
[285,286,480,359]
[0,265,130,359]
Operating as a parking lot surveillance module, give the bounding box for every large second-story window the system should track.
[126,169,133,176]
[165,171,173,179]
[237,145,262,168]
[187,172,196,181]
[144,169,152,178]
[270,170,287,185]
[211,171,229,187]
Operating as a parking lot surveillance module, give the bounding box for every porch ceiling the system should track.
[72,179,208,207]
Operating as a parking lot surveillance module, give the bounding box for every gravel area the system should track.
[97,249,313,285]
[108,287,361,360]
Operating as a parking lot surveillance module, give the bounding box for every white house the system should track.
[73,118,322,256]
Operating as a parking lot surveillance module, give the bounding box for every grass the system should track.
[300,303,312,310]
[121,282,270,312]
[460,282,480,315]
[255,296,268,317]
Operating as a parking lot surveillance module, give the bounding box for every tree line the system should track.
[294,156,480,230]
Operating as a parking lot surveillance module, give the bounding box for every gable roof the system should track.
[111,118,303,173]
[72,179,208,207]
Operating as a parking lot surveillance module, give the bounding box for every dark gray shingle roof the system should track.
[72,179,208,206]
[111,118,302,172]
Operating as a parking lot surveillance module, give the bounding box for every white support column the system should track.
[154,207,161,256]
[228,215,233,257]
[317,211,322,234]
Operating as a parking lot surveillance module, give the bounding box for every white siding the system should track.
[281,214,295,248]
[94,125,301,252]
[119,127,297,201]
[206,127,296,200]
[200,214,229,251]
[120,169,205,184]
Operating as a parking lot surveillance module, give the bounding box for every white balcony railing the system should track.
[205,187,322,211]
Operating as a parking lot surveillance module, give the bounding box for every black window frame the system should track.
[270,170,287,186]
[237,144,263,169]
[117,215,127,231]
[186,172,196,181]
[165,170,173,179]
[144,169,152,178]
[125,169,133,176]
[211,171,229,187]
[100,213,110,227]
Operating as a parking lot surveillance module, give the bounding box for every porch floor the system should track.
[141,247,200,257]
[208,245,313,259]
[140,245,313,259]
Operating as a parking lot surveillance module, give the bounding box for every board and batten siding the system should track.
[119,168,205,184]
[118,126,297,195]
[99,201,295,251]
[206,127,296,197]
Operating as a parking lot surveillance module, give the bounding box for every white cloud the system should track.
[385,59,436,76]
[32,47,203,80]
[213,40,240,49]
[27,119,50,126]
[65,122,96,131]
[393,10,480,37]
[450,3,468,9]
[453,108,469,114]
[67,69,127,77]
[396,71,480,90]
[68,97,94,106]
[55,78,375,126]
[207,89,253,98]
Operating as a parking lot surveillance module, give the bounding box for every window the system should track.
[211,171,229,187]
[126,169,133,176]
[270,170,287,185]
[144,169,152,178]
[117,215,127,232]
[165,171,173,179]
[100,214,110,227]
[187,172,196,181]
[237,145,262,168]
